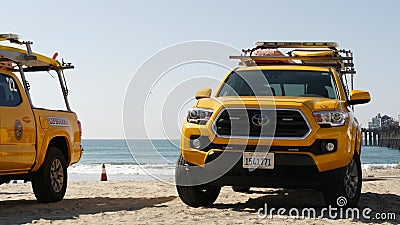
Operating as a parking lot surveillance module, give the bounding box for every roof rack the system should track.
[254,41,338,49]
[231,41,355,75]
[0,34,73,111]
[0,33,74,72]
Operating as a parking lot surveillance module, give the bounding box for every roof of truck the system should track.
[235,65,331,72]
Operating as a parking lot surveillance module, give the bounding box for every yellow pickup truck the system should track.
[176,42,370,207]
[0,34,82,202]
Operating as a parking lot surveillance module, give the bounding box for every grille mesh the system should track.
[215,109,310,138]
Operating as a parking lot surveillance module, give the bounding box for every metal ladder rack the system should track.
[0,33,74,71]
[0,33,74,111]
[230,41,358,95]
[231,41,356,76]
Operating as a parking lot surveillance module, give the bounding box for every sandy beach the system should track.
[0,169,399,225]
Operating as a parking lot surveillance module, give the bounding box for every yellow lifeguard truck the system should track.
[176,42,370,207]
[0,34,82,202]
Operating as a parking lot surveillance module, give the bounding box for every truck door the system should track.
[0,73,36,171]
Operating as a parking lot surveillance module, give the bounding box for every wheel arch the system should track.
[354,123,362,155]
[48,136,70,165]
[31,134,72,172]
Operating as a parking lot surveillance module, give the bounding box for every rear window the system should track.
[0,73,22,106]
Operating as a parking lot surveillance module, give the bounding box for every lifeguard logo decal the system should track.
[47,116,69,127]
[14,119,23,140]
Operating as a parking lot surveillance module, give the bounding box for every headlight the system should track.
[187,108,213,124]
[312,110,348,126]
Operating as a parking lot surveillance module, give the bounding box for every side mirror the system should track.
[348,90,371,105]
[195,88,212,100]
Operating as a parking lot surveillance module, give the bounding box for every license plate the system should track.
[243,152,274,169]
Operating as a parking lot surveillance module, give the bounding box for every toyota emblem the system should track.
[251,114,270,126]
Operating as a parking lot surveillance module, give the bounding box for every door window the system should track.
[0,74,22,106]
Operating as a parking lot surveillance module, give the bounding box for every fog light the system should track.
[325,142,335,152]
[192,139,201,149]
[189,110,199,118]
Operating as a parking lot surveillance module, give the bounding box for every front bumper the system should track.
[204,152,346,189]
[181,122,353,172]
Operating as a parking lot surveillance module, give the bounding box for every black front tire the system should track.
[31,146,68,203]
[176,185,221,207]
[175,155,221,207]
[323,151,362,207]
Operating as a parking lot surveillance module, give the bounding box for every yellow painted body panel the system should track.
[180,65,363,173]
[0,68,81,175]
[30,109,82,171]
[0,70,36,173]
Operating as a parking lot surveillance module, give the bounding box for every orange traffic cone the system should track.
[100,164,108,181]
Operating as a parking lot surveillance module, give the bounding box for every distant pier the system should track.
[362,127,400,149]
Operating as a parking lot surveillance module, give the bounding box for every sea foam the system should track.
[361,163,399,171]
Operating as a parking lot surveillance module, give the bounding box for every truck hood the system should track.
[196,96,343,111]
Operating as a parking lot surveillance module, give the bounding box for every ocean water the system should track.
[68,139,400,181]
[69,139,180,181]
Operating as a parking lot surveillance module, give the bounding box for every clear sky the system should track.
[2,0,399,139]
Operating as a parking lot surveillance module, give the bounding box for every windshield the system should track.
[217,70,338,99]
